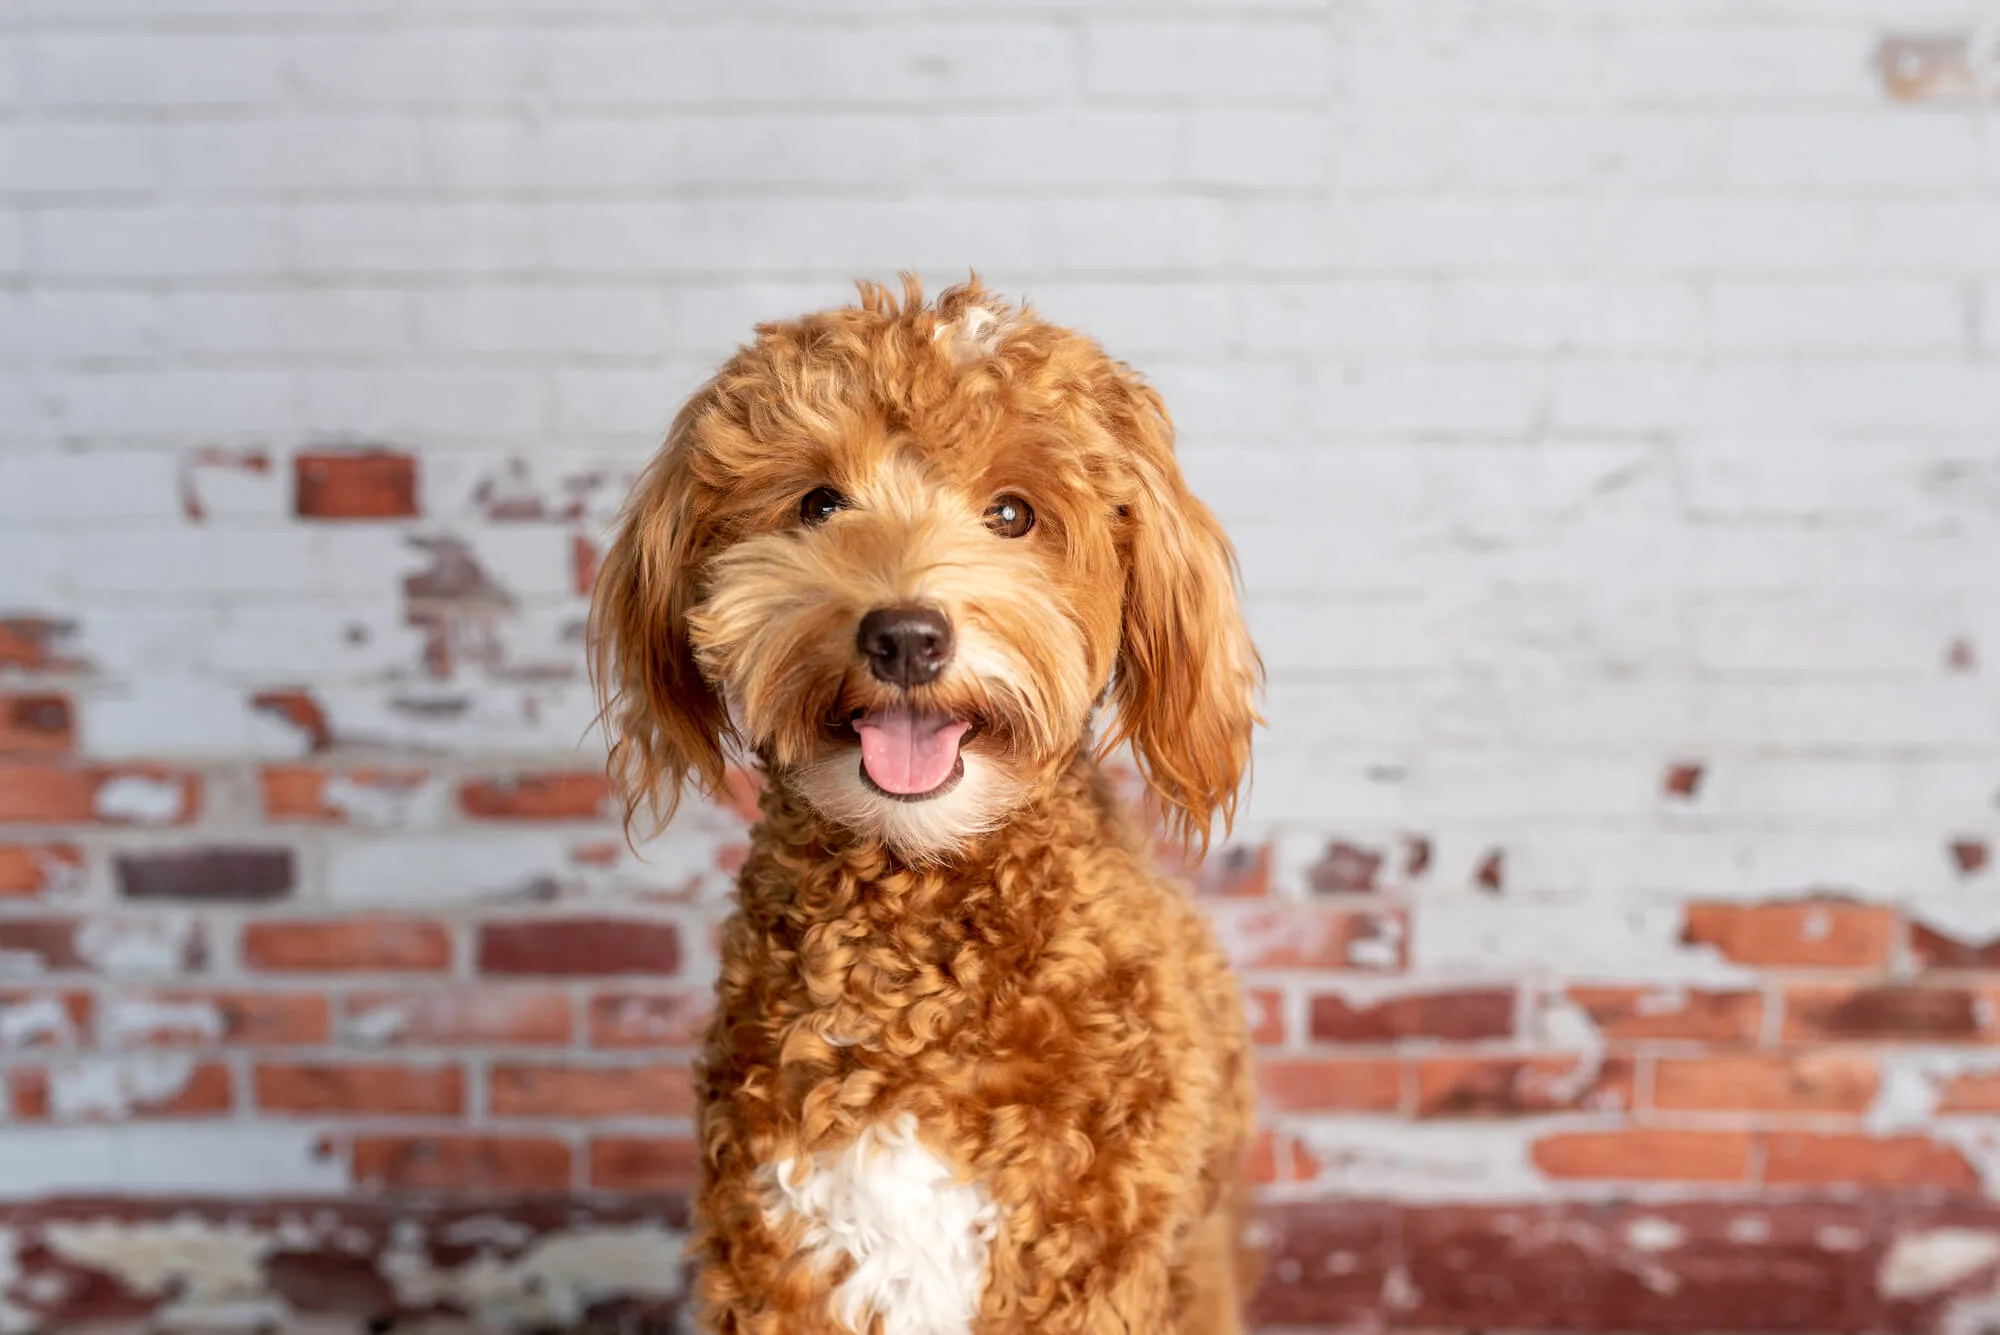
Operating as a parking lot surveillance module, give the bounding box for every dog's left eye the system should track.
[799,486,848,526]
[984,495,1035,538]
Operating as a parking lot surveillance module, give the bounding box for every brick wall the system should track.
[2,1,2000,1329]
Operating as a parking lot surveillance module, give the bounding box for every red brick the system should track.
[294,449,418,520]
[478,919,680,977]
[0,919,84,971]
[1245,987,1286,1047]
[586,991,711,1048]
[1910,921,2000,971]
[1782,983,1997,1043]
[1255,1058,1404,1114]
[0,694,73,754]
[103,990,330,1046]
[254,1062,464,1116]
[1307,839,1383,894]
[1415,1055,1635,1119]
[242,918,452,973]
[588,1136,699,1192]
[1182,842,1270,898]
[1681,899,1895,970]
[10,1061,234,1121]
[1560,986,1764,1045]
[1531,1129,1752,1183]
[1243,1129,1324,1186]
[0,843,83,897]
[0,616,80,671]
[259,766,429,822]
[1762,1132,1978,1190]
[0,991,92,1048]
[1937,1070,2000,1114]
[0,764,201,826]
[489,1063,695,1118]
[1214,906,1406,971]
[458,772,611,821]
[1652,1054,1878,1114]
[345,989,573,1046]
[1310,988,1514,1044]
[353,1135,572,1193]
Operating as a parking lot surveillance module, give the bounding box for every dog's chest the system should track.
[761,1115,997,1335]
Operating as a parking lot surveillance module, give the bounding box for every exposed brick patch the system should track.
[0,764,201,826]
[10,1060,235,1121]
[489,1063,695,1118]
[0,617,82,672]
[1663,760,1705,799]
[1414,1054,1635,1118]
[477,919,682,977]
[1947,637,1978,671]
[179,446,273,522]
[1653,1054,1879,1114]
[352,1135,573,1193]
[586,991,711,1048]
[1531,1129,1753,1183]
[1681,899,1896,969]
[403,536,517,679]
[0,694,74,753]
[1782,983,1994,1043]
[249,690,335,754]
[1874,32,1995,104]
[1254,1057,1404,1113]
[1949,838,1991,876]
[242,918,453,973]
[0,919,85,971]
[0,843,84,897]
[1762,1132,1979,1191]
[1910,921,2000,970]
[295,449,419,520]
[1307,839,1382,894]
[1309,987,1515,1044]
[589,1136,699,1192]
[1561,986,1765,1045]
[1473,848,1504,894]
[115,847,295,903]
[261,765,431,822]
[344,989,573,1046]
[254,1062,464,1116]
[571,533,602,598]
[1185,842,1269,897]
[458,772,612,821]
[104,990,329,1047]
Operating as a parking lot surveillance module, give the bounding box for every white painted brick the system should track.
[1036,198,1226,273]
[293,205,543,276]
[0,1127,346,1196]
[1723,112,1986,187]
[26,33,287,109]
[920,113,1176,187]
[1145,361,1301,438]
[0,291,160,361]
[164,121,425,194]
[1710,281,1963,351]
[1308,360,1545,435]
[302,369,545,436]
[1180,111,1327,187]
[1451,112,1725,187]
[289,30,548,107]
[1707,758,1906,824]
[1436,281,1701,353]
[0,125,160,195]
[1084,20,1329,101]
[1016,282,1231,360]
[547,24,1074,107]
[52,370,297,439]
[0,212,23,277]
[32,207,289,280]
[426,114,922,192]
[1231,281,1432,354]
[1595,26,1878,107]
[163,289,412,358]
[1687,594,1961,675]
[1247,594,1445,674]
[0,451,181,523]
[552,366,711,435]
[83,675,306,759]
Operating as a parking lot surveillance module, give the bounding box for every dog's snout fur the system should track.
[858,605,953,687]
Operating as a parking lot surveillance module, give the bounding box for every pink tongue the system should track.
[855,707,971,795]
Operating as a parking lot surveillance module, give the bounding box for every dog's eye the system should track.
[799,486,848,526]
[984,495,1035,539]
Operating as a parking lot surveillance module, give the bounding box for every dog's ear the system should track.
[588,404,732,839]
[1099,371,1263,857]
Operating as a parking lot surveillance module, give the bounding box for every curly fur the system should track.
[590,277,1263,1333]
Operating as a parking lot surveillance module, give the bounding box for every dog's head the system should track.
[590,277,1260,862]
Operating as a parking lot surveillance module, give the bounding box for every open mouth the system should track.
[848,705,975,802]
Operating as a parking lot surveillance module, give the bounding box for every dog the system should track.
[589,277,1263,1335]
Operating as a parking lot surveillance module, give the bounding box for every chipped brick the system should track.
[1308,840,1382,894]
[345,989,573,1046]
[0,617,82,672]
[250,690,334,754]
[0,764,201,826]
[1415,1054,1635,1118]
[0,844,84,898]
[1473,848,1504,894]
[1561,986,1765,1046]
[1949,838,1990,876]
[458,772,611,821]
[1911,922,2000,971]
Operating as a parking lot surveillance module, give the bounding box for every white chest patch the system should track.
[762,1114,997,1335]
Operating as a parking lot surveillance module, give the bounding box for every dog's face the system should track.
[591,280,1260,862]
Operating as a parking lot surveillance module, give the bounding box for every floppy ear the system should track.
[1100,374,1264,857]
[588,405,732,838]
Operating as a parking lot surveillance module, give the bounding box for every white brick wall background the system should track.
[3,0,2000,1230]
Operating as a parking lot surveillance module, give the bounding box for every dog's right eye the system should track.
[799,486,848,526]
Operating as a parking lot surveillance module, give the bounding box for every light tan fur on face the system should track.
[589,277,1264,1334]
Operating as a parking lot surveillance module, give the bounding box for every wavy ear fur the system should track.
[1099,373,1263,857]
[588,403,732,839]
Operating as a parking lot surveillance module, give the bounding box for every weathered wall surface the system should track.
[2,0,2000,1329]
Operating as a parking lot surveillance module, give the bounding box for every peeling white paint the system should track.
[1817,1224,1866,1252]
[1909,901,2000,943]
[323,773,445,827]
[1411,901,1756,981]
[0,1229,35,1335]
[344,1000,412,1045]
[44,1054,202,1120]
[0,996,78,1048]
[1346,914,1404,969]
[1880,1229,2000,1299]
[1286,1120,1546,1201]
[101,996,224,1047]
[1624,1217,1685,1253]
[380,1223,684,1328]
[44,1218,273,1312]
[76,915,197,975]
[94,775,189,824]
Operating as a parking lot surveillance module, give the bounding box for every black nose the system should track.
[857,606,953,688]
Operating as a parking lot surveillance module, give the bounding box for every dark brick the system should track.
[478,919,682,977]
[116,848,294,903]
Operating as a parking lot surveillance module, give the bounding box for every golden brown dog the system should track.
[590,277,1262,1335]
